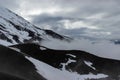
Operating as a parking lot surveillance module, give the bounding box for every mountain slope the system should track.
[0,72,27,80]
[0,7,70,46]
[0,45,46,80]
[0,44,108,80]
[10,43,120,80]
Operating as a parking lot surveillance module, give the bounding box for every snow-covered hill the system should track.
[0,7,70,46]
[10,43,120,80]
[10,44,120,80]
[0,44,111,80]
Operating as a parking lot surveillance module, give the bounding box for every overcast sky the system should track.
[1,0,120,39]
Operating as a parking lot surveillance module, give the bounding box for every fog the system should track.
[42,38,120,60]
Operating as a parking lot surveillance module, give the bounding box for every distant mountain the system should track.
[111,39,120,44]
[0,7,70,46]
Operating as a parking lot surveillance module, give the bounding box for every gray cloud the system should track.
[29,0,120,39]
[2,0,120,18]
[0,0,20,10]
[31,14,64,24]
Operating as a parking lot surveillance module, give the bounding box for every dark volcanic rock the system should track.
[0,45,46,80]
[0,72,26,80]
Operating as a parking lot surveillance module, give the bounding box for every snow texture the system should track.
[25,56,108,80]
[40,47,46,50]
[0,40,12,46]
[84,61,96,70]
[61,58,76,71]
[0,7,57,45]
[10,47,21,52]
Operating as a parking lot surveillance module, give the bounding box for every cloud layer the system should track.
[41,38,120,60]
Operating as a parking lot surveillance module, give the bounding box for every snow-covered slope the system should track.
[26,56,108,80]
[0,44,110,80]
[10,43,120,80]
[0,7,70,46]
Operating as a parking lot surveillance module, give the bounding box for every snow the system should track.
[0,40,12,46]
[84,61,96,70]
[40,46,46,50]
[0,10,31,43]
[66,54,76,58]
[10,47,21,52]
[0,7,47,45]
[25,56,108,80]
[61,58,76,71]
[0,7,68,46]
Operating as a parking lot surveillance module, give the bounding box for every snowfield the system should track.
[26,56,108,80]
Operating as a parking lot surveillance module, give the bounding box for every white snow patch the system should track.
[66,54,76,58]
[0,40,13,46]
[25,56,108,80]
[40,47,46,50]
[61,58,76,71]
[84,61,96,70]
[10,47,21,52]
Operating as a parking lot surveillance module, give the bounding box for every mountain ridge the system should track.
[0,7,70,46]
